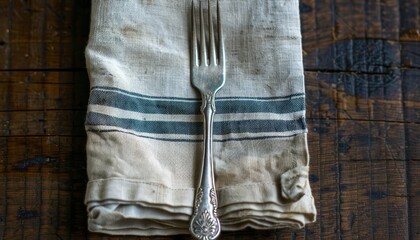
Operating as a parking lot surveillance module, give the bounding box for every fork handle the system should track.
[190,93,221,240]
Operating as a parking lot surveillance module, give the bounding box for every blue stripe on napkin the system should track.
[86,87,307,140]
[86,112,306,135]
[88,87,305,115]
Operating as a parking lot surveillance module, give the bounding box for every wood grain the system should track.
[0,0,419,239]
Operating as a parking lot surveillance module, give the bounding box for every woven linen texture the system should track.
[85,0,316,235]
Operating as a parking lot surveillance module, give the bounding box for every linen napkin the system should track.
[84,0,316,236]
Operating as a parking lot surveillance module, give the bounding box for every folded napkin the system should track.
[84,0,316,236]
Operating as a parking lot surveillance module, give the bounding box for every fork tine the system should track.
[191,1,199,67]
[199,0,207,66]
[217,0,225,67]
[208,0,217,66]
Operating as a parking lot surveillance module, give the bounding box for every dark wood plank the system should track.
[301,0,419,238]
[0,0,89,70]
[404,68,420,239]
[305,71,405,123]
[0,0,12,70]
[399,0,420,41]
[304,119,322,240]
[0,71,89,112]
[401,42,420,68]
[407,156,420,239]
[0,135,86,239]
[0,0,419,239]
[306,120,340,239]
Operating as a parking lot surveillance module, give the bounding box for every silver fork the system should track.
[189,0,225,239]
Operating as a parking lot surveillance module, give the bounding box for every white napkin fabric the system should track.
[84,0,316,236]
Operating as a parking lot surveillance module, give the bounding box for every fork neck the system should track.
[201,92,216,118]
[200,92,216,178]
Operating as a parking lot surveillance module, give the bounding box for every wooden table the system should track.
[0,0,418,239]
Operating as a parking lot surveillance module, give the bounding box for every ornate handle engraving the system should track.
[189,93,221,240]
[190,188,220,239]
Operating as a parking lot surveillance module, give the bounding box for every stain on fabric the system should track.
[120,25,139,38]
